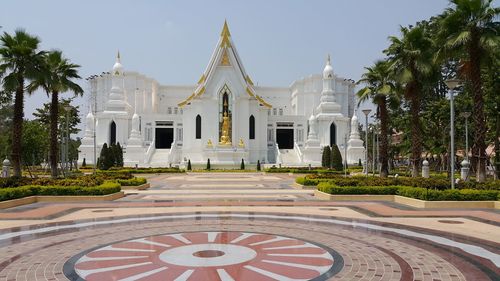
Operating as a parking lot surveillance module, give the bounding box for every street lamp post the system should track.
[460,112,471,162]
[445,79,461,189]
[362,109,372,176]
[343,134,348,178]
[64,106,71,176]
[460,111,471,180]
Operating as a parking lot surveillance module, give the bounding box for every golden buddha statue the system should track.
[207,139,213,147]
[238,138,245,148]
[219,111,231,145]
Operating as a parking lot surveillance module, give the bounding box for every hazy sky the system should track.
[1,0,457,132]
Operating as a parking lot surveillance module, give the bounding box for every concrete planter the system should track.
[121,183,150,190]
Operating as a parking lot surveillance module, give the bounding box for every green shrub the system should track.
[207,158,211,170]
[240,159,245,170]
[117,177,147,186]
[256,160,261,171]
[0,181,121,202]
[82,158,86,167]
[187,160,192,171]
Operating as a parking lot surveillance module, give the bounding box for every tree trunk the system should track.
[468,38,487,182]
[409,90,422,177]
[378,98,389,177]
[50,91,59,178]
[11,76,25,177]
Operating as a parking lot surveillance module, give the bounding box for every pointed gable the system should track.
[178,21,272,108]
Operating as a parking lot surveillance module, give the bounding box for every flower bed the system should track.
[0,181,121,202]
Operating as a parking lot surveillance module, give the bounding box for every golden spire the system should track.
[117,50,121,62]
[221,20,231,48]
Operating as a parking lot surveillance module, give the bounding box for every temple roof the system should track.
[178,21,272,108]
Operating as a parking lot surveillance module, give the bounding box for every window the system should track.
[249,115,255,140]
[273,108,277,115]
[195,115,201,139]
[279,108,283,116]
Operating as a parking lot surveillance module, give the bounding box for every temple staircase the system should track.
[149,149,171,167]
[279,149,302,166]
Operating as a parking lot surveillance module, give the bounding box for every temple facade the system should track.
[78,22,365,167]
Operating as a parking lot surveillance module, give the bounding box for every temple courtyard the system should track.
[0,172,498,281]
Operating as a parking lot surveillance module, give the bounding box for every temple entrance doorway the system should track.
[155,128,173,149]
[276,129,294,149]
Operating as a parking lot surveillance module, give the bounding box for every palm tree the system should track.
[438,0,499,182]
[29,51,83,178]
[0,30,46,177]
[384,25,434,177]
[357,60,397,177]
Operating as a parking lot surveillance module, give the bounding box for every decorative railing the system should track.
[144,136,156,164]
[275,143,282,165]
[294,141,303,164]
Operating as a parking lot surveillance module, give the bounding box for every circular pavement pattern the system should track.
[67,231,340,281]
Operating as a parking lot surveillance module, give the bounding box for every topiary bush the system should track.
[240,159,245,170]
[330,144,343,171]
[256,160,261,171]
[187,160,192,171]
[321,146,331,168]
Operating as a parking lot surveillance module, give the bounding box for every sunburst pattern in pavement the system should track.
[70,231,339,281]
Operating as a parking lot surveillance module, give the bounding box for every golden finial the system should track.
[117,50,121,62]
[221,20,231,37]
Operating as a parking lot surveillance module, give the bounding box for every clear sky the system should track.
[1,0,456,133]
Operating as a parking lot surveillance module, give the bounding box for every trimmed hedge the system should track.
[267,167,347,174]
[305,175,500,191]
[317,182,500,201]
[0,175,105,188]
[109,167,184,174]
[0,181,121,202]
[117,177,147,186]
[318,184,401,195]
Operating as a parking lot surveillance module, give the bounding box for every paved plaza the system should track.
[0,173,498,280]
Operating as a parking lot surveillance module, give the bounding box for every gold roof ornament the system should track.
[220,48,231,66]
[221,20,231,48]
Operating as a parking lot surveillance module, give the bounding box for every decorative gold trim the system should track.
[220,48,231,66]
[245,87,272,108]
[220,20,231,48]
[245,75,254,86]
[197,74,206,85]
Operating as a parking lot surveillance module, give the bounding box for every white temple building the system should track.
[78,22,365,167]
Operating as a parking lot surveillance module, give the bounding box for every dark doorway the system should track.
[249,115,255,139]
[276,129,294,149]
[110,121,116,145]
[195,115,201,139]
[330,122,336,146]
[155,128,174,149]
